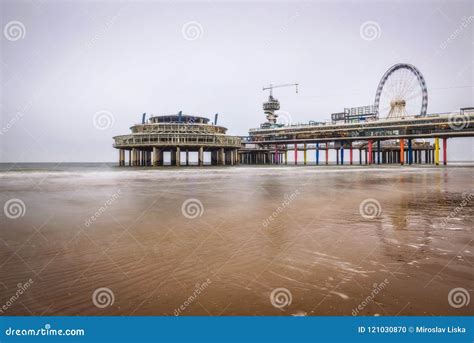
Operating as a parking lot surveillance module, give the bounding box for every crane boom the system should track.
[262,83,299,96]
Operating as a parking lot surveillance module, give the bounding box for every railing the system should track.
[248,113,474,137]
[113,133,241,148]
[131,123,228,135]
[248,112,470,133]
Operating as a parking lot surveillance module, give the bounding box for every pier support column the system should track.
[294,144,298,165]
[434,137,440,165]
[316,143,320,165]
[170,148,176,166]
[158,149,163,166]
[400,139,404,165]
[230,150,234,166]
[303,144,307,165]
[185,150,189,166]
[118,149,124,166]
[274,145,279,165]
[377,141,381,165]
[199,146,204,166]
[132,148,137,166]
[443,138,447,165]
[325,143,329,165]
[176,147,181,167]
[336,149,339,165]
[408,139,412,165]
[285,147,288,165]
[349,142,353,165]
[340,145,344,165]
[152,147,158,166]
[359,149,362,165]
[219,148,225,165]
[211,150,217,165]
[368,140,373,165]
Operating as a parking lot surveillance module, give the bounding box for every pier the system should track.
[239,63,473,166]
[113,64,473,167]
[240,111,474,166]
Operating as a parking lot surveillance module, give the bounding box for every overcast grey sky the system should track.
[0,0,472,162]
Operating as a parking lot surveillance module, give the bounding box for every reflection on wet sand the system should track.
[0,165,472,316]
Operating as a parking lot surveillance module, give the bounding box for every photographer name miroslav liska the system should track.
[416,326,466,334]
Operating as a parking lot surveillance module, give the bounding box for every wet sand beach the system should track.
[0,164,472,316]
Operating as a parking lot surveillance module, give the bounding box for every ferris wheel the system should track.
[374,63,428,119]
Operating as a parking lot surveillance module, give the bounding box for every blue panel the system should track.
[0,316,471,343]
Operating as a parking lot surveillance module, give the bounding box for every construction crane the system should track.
[262,83,298,97]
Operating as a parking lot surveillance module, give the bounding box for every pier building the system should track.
[113,113,241,166]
